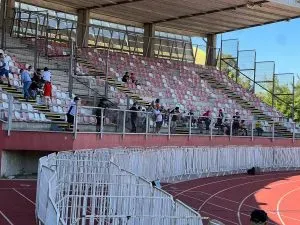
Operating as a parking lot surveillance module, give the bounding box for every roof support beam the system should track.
[151,0,269,24]
[86,0,145,10]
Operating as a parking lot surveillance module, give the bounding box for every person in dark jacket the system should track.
[130,103,138,133]
[95,99,108,132]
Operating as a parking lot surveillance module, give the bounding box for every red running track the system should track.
[162,171,300,225]
[0,180,36,225]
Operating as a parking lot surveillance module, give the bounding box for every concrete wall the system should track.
[0,150,51,177]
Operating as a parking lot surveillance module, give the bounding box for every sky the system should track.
[193,18,300,77]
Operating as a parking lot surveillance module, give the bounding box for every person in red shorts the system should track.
[42,67,52,107]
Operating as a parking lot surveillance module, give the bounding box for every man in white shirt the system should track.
[154,107,163,133]
[66,96,80,129]
[0,53,11,87]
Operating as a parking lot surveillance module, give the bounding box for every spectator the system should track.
[250,209,268,225]
[130,103,138,133]
[215,109,224,134]
[170,107,180,133]
[202,110,211,131]
[32,68,43,88]
[42,67,52,107]
[122,72,129,83]
[130,72,138,85]
[155,98,160,109]
[223,119,231,135]
[188,110,196,127]
[66,96,80,129]
[0,53,11,87]
[20,68,32,101]
[256,121,263,136]
[154,107,163,133]
[232,111,240,135]
[137,106,146,132]
[240,120,248,136]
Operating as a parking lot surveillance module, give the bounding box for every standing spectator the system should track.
[66,96,80,129]
[170,107,180,133]
[20,68,32,101]
[122,72,129,83]
[255,121,263,136]
[155,98,160,109]
[233,112,240,135]
[154,107,163,133]
[215,109,224,134]
[137,106,146,132]
[0,53,11,87]
[240,120,248,136]
[188,110,196,127]
[32,69,43,87]
[202,110,211,131]
[250,209,268,225]
[42,67,52,107]
[130,103,138,133]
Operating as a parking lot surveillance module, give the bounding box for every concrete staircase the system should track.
[76,56,151,108]
[2,33,108,104]
[0,83,70,129]
[198,72,292,138]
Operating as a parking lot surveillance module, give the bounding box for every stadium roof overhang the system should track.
[22,0,300,36]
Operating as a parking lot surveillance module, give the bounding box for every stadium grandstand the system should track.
[0,0,300,224]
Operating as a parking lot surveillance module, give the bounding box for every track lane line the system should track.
[172,171,300,198]
[0,210,14,225]
[13,188,35,205]
[237,179,300,225]
[276,186,300,225]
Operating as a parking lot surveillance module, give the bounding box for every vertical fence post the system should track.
[145,112,149,139]
[188,115,192,139]
[272,121,275,142]
[293,122,295,143]
[251,120,254,141]
[105,42,110,98]
[68,39,74,98]
[168,116,171,140]
[7,95,13,136]
[122,110,126,138]
[73,104,78,139]
[100,108,104,139]
[210,118,213,140]
[230,120,233,141]
[34,18,39,70]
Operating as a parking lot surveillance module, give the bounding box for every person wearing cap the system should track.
[66,97,80,129]
[250,209,268,225]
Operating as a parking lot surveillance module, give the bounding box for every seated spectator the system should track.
[250,209,268,225]
[240,120,248,136]
[130,72,138,85]
[20,68,32,101]
[232,112,240,135]
[223,119,231,135]
[66,96,80,129]
[0,53,11,87]
[122,72,129,83]
[255,121,263,136]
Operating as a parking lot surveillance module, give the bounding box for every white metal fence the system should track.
[36,146,300,225]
